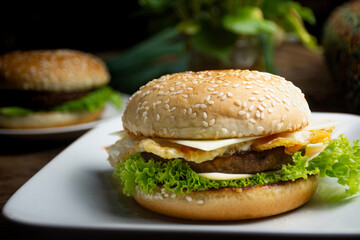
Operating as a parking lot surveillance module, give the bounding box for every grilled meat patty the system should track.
[140,147,294,174]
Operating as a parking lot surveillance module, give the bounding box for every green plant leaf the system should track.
[223,6,276,35]
[190,23,237,64]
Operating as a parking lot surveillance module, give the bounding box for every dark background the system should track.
[0,1,348,55]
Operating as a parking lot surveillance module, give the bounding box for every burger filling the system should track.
[108,121,360,197]
[0,89,92,109]
[0,86,122,116]
[140,147,294,174]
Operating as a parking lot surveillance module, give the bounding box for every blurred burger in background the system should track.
[0,49,122,128]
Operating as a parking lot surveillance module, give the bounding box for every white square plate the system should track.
[3,112,360,237]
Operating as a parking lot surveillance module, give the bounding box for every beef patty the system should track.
[141,147,294,174]
[0,89,92,109]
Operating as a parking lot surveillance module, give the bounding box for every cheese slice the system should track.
[305,143,328,160]
[170,136,261,151]
[306,119,338,131]
[197,172,254,180]
[170,120,337,152]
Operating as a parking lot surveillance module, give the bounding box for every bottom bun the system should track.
[0,108,104,129]
[133,175,318,220]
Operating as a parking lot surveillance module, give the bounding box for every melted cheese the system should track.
[107,120,336,166]
[171,136,261,151]
[198,172,254,180]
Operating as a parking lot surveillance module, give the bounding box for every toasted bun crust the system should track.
[0,108,103,129]
[0,49,110,91]
[133,175,318,220]
[123,70,311,139]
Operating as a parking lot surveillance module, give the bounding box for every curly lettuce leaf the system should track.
[0,106,33,116]
[52,86,122,112]
[114,135,360,197]
[307,135,360,195]
[0,86,122,116]
[114,151,318,196]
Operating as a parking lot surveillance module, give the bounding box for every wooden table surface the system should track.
[0,42,352,240]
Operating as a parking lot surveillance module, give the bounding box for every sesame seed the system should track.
[268,108,273,113]
[165,104,169,109]
[182,109,187,115]
[258,105,265,112]
[246,85,253,89]
[209,119,215,126]
[186,196,192,202]
[227,92,233,97]
[188,108,192,114]
[170,115,175,122]
[249,105,254,111]
[205,95,211,101]
[252,90,260,95]
[156,114,160,121]
[163,128,168,135]
[194,104,201,108]
[208,100,215,105]
[221,128,228,134]
[187,87,193,91]
[197,200,204,205]
[246,113,251,119]
[169,87,175,91]
[238,110,246,116]
[203,112,208,119]
[221,95,226,101]
[249,118,256,124]
[256,110,261,118]
[182,94,189,98]
[202,121,209,127]
[234,100,241,107]
[257,126,264,132]
[201,104,207,109]
[170,107,176,111]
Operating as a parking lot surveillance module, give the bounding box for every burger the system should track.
[107,69,360,220]
[0,49,122,129]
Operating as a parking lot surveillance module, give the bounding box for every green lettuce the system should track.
[0,86,122,116]
[114,135,360,197]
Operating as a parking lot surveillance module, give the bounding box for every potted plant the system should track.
[139,0,319,72]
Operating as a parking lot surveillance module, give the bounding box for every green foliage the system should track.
[106,28,188,94]
[136,0,319,72]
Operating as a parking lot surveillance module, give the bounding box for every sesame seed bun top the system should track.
[122,69,311,139]
[0,49,110,92]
